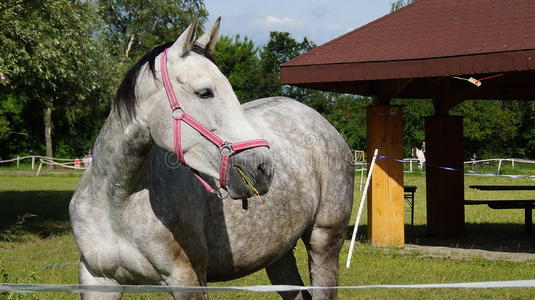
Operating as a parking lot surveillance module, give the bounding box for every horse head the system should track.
[129,19,274,199]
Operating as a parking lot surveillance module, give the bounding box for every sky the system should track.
[204,0,395,46]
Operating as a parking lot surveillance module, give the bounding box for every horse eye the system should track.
[196,88,214,99]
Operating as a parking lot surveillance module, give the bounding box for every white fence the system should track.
[355,157,535,174]
[0,155,88,175]
[464,158,535,174]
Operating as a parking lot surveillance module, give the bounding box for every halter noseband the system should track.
[160,48,269,193]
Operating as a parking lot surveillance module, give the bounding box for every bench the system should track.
[466,185,535,235]
[404,185,417,226]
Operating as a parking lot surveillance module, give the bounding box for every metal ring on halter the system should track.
[216,187,229,199]
[172,107,185,119]
[219,141,235,156]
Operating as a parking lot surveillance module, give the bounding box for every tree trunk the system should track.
[44,105,53,167]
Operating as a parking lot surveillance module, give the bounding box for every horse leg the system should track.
[164,259,208,300]
[265,251,312,300]
[78,258,122,300]
[303,226,345,300]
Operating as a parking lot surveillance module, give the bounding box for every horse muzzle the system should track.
[225,147,274,200]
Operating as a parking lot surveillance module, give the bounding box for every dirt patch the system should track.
[404,236,535,261]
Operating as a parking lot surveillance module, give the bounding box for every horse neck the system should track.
[90,116,152,201]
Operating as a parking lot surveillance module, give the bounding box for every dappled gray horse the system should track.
[70,19,353,300]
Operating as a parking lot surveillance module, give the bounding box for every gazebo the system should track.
[280,0,535,246]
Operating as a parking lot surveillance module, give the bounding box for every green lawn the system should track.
[1,172,534,299]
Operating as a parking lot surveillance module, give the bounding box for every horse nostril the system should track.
[257,163,266,175]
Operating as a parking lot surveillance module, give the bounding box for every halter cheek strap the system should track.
[160,48,269,192]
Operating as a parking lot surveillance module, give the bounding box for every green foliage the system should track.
[452,100,532,158]
[0,94,26,141]
[214,32,317,102]
[0,0,107,104]
[0,0,113,158]
[97,0,208,60]
[391,0,416,12]
[519,102,535,157]
[214,35,264,102]
[0,0,207,159]
[260,31,316,99]
[391,99,434,155]
[324,95,371,150]
[1,264,40,300]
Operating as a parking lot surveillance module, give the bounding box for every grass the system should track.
[0,172,534,299]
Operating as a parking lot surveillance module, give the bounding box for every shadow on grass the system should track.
[347,223,535,253]
[0,191,72,239]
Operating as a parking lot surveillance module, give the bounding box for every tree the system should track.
[452,100,527,158]
[325,95,371,150]
[214,35,264,102]
[516,102,535,158]
[97,0,208,61]
[0,0,110,158]
[259,31,316,99]
[0,0,209,159]
[391,99,434,155]
[214,32,317,103]
[391,0,416,12]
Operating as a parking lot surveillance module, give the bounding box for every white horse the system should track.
[70,19,354,300]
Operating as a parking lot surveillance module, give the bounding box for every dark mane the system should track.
[114,43,216,120]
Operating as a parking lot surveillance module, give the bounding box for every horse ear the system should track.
[196,17,221,53]
[168,19,198,58]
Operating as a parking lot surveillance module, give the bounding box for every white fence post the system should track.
[16,156,20,168]
[497,159,502,174]
[346,149,379,268]
[36,160,43,176]
[31,156,35,170]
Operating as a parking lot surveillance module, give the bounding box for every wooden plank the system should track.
[469,185,535,191]
[464,200,534,235]
[366,105,404,247]
[465,200,535,207]
[424,115,465,237]
[386,106,404,244]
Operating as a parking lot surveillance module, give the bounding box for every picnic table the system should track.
[465,185,535,235]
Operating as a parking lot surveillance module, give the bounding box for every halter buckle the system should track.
[172,107,184,119]
[219,141,234,156]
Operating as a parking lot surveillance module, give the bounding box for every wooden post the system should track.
[366,105,404,247]
[16,156,20,168]
[31,156,35,170]
[425,116,465,236]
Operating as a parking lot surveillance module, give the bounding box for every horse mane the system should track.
[114,43,216,120]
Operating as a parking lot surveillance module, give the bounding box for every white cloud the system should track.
[254,15,304,29]
[265,16,295,25]
[326,24,343,31]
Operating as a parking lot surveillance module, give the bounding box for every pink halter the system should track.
[160,48,269,193]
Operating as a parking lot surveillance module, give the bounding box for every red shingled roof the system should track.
[280,0,535,87]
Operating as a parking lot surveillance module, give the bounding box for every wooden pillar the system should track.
[366,105,404,247]
[424,116,465,236]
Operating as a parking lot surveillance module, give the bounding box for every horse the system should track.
[69,18,354,300]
